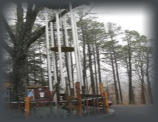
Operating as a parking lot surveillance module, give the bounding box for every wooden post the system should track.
[93,98,96,113]
[86,99,89,114]
[24,97,30,117]
[96,98,99,112]
[99,82,104,95]
[103,91,109,113]
[99,82,109,113]
[17,96,21,112]
[75,82,82,116]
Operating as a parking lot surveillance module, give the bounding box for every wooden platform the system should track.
[50,47,74,52]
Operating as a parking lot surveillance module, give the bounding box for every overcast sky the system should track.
[89,3,154,39]
[5,3,154,40]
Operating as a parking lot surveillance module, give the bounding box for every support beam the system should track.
[75,82,82,116]
[63,16,73,96]
[50,22,58,87]
[45,11,53,92]
[69,2,83,89]
[56,11,65,88]
[50,22,58,103]
[73,14,84,87]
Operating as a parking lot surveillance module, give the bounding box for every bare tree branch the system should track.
[24,3,40,33]
[22,4,41,42]
[26,26,45,49]
[2,16,16,43]
[25,9,68,49]
[16,2,24,40]
[0,40,13,55]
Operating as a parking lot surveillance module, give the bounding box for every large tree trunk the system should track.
[95,44,102,84]
[82,40,87,94]
[112,45,123,103]
[12,49,28,101]
[93,45,99,95]
[146,53,153,104]
[87,44,95,94]
[4,2,40,101]
[127,41,135,104]
[140,63,146,104]
[81,28,87,94]
[109,49,119,104]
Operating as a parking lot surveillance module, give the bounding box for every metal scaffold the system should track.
[6,2,110,117]
[45,11,53,92]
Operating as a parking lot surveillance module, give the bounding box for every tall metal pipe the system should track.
[63,16,73,86]
[56,11,65,89]
[50,22,58,88]
[63,16,73,93]
[73,16,84,87]
[45,11,53,92]
[69,2,81,86]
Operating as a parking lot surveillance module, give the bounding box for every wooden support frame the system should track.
[24,97,30,117]
[99,82,109,113]
[75,82,82,116]
[45,11,53,92]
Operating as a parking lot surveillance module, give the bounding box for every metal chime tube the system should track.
[73,16,84,87]
[93,44,99,94]
[63,16,73,94]
[50,22,58,87]
[69,3,81,85]
[45,11,53,92]
[56,12,65,88]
